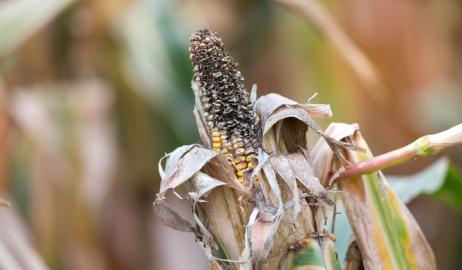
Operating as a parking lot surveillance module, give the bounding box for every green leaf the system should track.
[0,0,72,57]
[431,164,462,210]
[388,157,462,211]
[387,158,449,203]
[293,239,326,269]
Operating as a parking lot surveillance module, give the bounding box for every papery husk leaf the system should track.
[261,105,318,140]
[282,152,325,196]
[256,94,298,124]
[256,93,332,124]
[199,186,248,264]
[193,201,236,269]
[256,93,322,152]
[157,146,250,266]
[159,145,218,196]
[310,123,359,186]
[194,153,252,266]
[251,162,284,261]
[155,142,250,269]
[315,124,436,269]
[202,155,248,193]
[159,144,196,181]
[269,154,301,219]
[257,95,351,165]
[239,209,255,270]
[153,201,195,233]
[251,156,317,269]
[303,103,332,119]
[189,172,227,201]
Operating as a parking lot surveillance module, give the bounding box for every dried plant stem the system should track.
[275,0,389,103]
[337,124,462,180]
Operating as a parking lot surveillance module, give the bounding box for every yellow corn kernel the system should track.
[212,142,221,150]
[223,141,232,149]
[235,162,247,171]
[247,161,255,169]
[236,156,246,163]
[245,154,255,163]
[235,148,245,156]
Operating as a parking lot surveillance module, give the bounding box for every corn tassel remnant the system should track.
[189,29,260,181]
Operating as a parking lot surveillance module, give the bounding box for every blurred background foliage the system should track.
[0,0,461,269]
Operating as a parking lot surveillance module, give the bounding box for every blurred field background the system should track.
[0,0,461,269]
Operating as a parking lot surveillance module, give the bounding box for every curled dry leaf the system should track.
[159,145,218,196]
[188,172,227,201]
[310,123,359,186]
[155,141,247,266]
[257,94,328,142]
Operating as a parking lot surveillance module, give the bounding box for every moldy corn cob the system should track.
[189,29,260,181]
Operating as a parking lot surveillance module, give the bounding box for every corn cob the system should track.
[189,29,260,181]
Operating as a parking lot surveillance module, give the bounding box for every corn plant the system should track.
[154,29,462,270]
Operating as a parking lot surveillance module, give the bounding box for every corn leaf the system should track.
[339,130,436,270]
[334,157,454,264]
